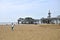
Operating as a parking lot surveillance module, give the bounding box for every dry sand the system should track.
[0,24,60,40]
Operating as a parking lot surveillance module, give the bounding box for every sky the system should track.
[0,0,60,22]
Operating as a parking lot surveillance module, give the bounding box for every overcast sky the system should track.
[0,0,60,22]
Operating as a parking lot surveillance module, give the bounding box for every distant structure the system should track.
[41,10,60,24]
[48,10,51,18]
[17,10,60,24]
[18,17,40,24]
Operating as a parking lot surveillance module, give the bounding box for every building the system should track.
[18,17,40,24]
[17,10,60,24]
[41,10,60,24]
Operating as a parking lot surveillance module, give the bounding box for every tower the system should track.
[47,10,51,24]
[48,10,51,18]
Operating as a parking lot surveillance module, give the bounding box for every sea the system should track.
[0,22,17,25]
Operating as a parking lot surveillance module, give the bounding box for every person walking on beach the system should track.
[11,23,14,31]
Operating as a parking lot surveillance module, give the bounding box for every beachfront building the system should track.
[18,17,40,24]
[17,10,60,24]
[41,10,60,24]
[41,17,60,24]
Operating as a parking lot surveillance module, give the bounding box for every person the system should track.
[11,23,14,31]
